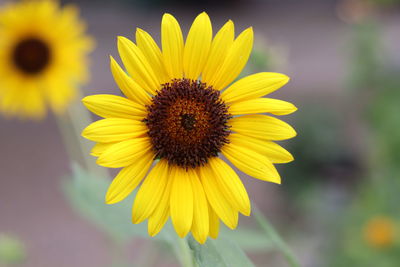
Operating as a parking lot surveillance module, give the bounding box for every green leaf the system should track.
[188,235,255,267]
[62,164,148,242]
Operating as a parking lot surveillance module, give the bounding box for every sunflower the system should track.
[0,0,93,119]
[82,12,297,244]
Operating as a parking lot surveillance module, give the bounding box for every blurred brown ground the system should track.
[0,0,399,266]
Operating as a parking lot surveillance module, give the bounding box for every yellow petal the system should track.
[209,158,251,216]
[82,94,146,119]
[82,118,148,143]
[136,28,170,84]
[228,98,297,116]
[117,36,160,95]
[183,12,212,80]
[97,137,152,168]
[105,152,154,204]
[90,142,116,157]
[110,56,151,105]
[148,171,173,237]
[222,73,290,103]
[210,27,253,90]
[222,142,281,183]
[132,160,169,224]
[229,115,296,141]
[162,13,184,79]
[198,164,238,229]
[202,20,234,85]
[190,168,209,244]
[229,134,294,163]
[170,166,193,238]
[208,204,220,239]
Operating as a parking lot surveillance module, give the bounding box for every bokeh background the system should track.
[1,0,400,266]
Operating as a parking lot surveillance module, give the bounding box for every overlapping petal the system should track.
[82,94,146,119]
[190,168,209,244]
[208,27,253,90]
[117,36,160,95]
[222,72,290,103]
[198,164,238,229]
[183,12,212,80]
[170,166,193,237]
[110,56,151,105]
[162,13,184,79]
[209,157,251,216]
[132,160,169,224]
[229,134,294,163]
[97,137,152,168]
[228,98,297,116]
[229,114,297,141]
[202,20,234,84]
[136,28,170,84]
[105,152,154,204]
[82,118,148,143]
[222,142,281,183]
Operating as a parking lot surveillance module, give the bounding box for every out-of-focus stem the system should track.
[55,90,108,178]
[254,206,300,267]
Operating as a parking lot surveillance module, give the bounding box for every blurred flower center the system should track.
[144,78,231,168]
[12,38,51,75]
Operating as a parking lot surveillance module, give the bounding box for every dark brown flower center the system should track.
[144,79,231,169]
[12,38,51,75]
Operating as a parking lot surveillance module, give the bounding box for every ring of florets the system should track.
[144,78,232,169]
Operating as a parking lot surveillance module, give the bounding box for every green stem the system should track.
[177,237,194,267]
[55,90,108,178]
[254,207,300,267]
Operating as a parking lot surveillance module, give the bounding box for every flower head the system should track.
[0,0,93,119]
[82,12,297,244]
[364,216,396,248]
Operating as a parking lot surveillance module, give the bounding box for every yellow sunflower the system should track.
[0,0,93,119]
[82,12,297,244]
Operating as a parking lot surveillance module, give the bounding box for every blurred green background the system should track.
[1,0,400,266]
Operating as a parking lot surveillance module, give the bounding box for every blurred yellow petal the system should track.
[132,160,169,224]
[202,20,234,85]
[210,27,253,90]
[82,94,146,119]
[190,168,209,244]
[82,118,148,143]
[183,12,212,80]
[209,158,251,216]
[222,142,281,183]
[117,36,160,95]
[198,164,238,229]
[97,138,152,168]
[222,73,290,103]
[228,98,297,116]
[229,115,297,141]
[162,13,184,79]
[105,152,154,204]
[110,56,151,105]
[170,166,193,238]
[136,28,169,84]
[229,134,294,163]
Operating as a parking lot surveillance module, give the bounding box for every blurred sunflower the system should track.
[0,0,93,119]
[82,12,296,244]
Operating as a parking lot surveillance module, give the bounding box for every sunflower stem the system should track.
[254,206,300,267]
[177,237,194,267]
